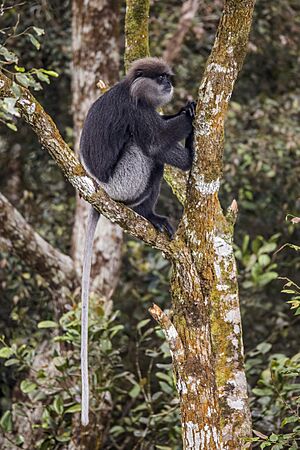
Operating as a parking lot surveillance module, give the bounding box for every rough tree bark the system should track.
[72,0,122,312]
[0,0,255,448]
[70,2,122,447]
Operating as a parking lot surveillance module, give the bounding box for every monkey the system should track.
[79,57,196,426]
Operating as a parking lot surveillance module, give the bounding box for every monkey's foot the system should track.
[150,215,174,238]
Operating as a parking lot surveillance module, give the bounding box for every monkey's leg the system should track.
[133,198,174,238]
[131,171,174,238]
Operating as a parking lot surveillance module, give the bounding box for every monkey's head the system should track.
[126,57,174,108]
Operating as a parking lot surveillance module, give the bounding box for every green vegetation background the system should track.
[0,1,299,448]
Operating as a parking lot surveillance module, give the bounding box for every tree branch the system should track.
[0,72,172,256]
[191,0,255,187]
[163,0,200,64]
[149,303,184,360]
[0,192,77,306]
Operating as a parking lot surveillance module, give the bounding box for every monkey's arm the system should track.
[156,142,193,171]
[158,101,195,146]
[159,114,193,146]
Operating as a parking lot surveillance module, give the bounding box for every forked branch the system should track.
[0,72,172,256]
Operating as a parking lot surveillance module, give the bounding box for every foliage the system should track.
[0,0,299,447]
[248,241,300,449]
[0,6,58,130]
[107,320,181,449]
[250,353,300,449]
[0,303,181,449]
[235,234,279,290]
[0,303,123,449]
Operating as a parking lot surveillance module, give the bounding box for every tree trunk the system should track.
[169,1,255,447]
[71,1,122,447]
[72,0,122,315]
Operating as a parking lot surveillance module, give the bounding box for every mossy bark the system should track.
[170,1,255,448]
[125,0,150,69]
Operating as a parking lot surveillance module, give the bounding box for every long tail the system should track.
[81,206,100,426]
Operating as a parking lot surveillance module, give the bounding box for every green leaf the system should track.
[258,254,271,267]
[159,381,173,395]
[15,435,24,445]
[38,321,58,329]
[281,416,299,426]
[260,443,272,449]
[242,234,250,253]
[14,65,25,73]
[32,26,45,36]
[3,97,19,116]
[20,380,37,394]
[137,319,151,330]
[36,71,50,84]
[252,387,273,396]
[109,324,124,338]
[258,242,277,255]
[64,404,81,414]
[56,433,71,443]
[4,358,19,366]
[0,347,14,358]
[129,383,141,399]
[53,396,64,415]
[110,425,125,436]
[257,342,272,354]
[6,122,17,131]
[0,45,18,63]
[269,433,278,442]
[257,272,278,287]
[0,410,12,432]
[41,69,59,78]
[11,82,22,98]
[156,372,172,383]
[53,356,66,369]
[15,73,31,88]
[28,34,41,50]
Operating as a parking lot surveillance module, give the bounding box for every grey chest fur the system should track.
[98,144,154,204]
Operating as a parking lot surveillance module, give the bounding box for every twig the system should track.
[148,303,184,359]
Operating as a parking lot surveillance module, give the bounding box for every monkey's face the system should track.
[154,73,174,106]
[130,73,174,108]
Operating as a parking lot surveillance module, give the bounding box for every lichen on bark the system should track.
[125,0,150,68]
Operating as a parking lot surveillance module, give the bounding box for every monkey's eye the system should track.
[157,74,171,84]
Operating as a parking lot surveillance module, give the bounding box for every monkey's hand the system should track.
[180,101,197,120]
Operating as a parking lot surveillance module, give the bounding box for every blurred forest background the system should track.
[0,0,299,448]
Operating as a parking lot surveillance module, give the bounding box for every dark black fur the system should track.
[80,57,195,235]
